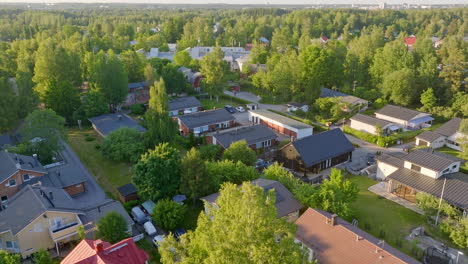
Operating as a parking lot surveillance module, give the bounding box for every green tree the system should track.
[200,47,227,101]
[144,78,177,146]
[0,250,20,264]
[382,68,418,106]
[159,182,309,264]
[205,159,259,186]
[457,119,468,159]
[161,63,187,95]
[32,249,55,264]
[222,140,257,166]
[0,78,18,132]
[173,50,192,67]
[133,143,181,200]
[95,211,130,244]
[82,87,108,118]
[420,88,437,111]
[15,70,38,119]
[42,79,81,121]
[120,50,146,82]
[311,169,358,218]
[180,148,214,201]
[198,144,222,161]
[152,199,186,230]
[102,127,146,163]
[249,42,269,64]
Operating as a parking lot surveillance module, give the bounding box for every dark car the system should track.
[366,153,376,166]
[174,228,187,240]
[224,105,236,113]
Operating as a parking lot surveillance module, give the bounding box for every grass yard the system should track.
[67,129,134,198]
[200,97,242,110]
[346,175,451,259]
[437,147,468,173]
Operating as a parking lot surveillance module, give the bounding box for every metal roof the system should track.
[388,169,468,209]
[117,183,138,197]
[0,151,46,184]
[88,113,147,136]
[350,114,392,127]
[291,129,354,168]
[375,105,428,122]
[168,96,202,111]
[404,149,460,172]
[178,109,234,129]
[408,115,434,125]
[416,131,444,143]
[249,109,313,130]
[201,178,303,218]
[212,124,277,149]
[434,118,462,137]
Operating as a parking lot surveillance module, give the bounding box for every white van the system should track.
[143,221,157,236]
[131,206,147,224]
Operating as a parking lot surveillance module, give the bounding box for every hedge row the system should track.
[343,126,424,147]
[220,94,252,105]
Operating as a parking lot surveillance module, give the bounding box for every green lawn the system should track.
[67,129,134,198]
[347,175,450,259]
[437,147,468,173]
[200,98,242,110]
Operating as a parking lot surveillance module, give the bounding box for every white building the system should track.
[416,118,464,151]
[375,105,433,130]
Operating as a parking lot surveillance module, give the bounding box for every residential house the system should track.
[207,124,277,151]
[177,109,235,136]
[277,129,354,175]
[187,47,250,71]
[23,166,88,197]
[0,151,46,204]
[375,149,467,213]
[146,48,174,61]
[248,109,313,139]
[416,118,465,151]
[201,178,303,222]
[320,88,369,112]
[0,185,133,258]
[295,208,420,264]
[405,35,417,49]
[178,67,203,92]
[169,96,202,117]
[350,114,400,136]
[125,82,149,106]
[287,103,309,113]
[61,238,148,264]
[88,113,147,137]
[0,134,14,149]
[375,105,433,130]
[117,183,138,203]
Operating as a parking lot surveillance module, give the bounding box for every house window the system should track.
[5,241,18,249]
[1,196,7,203]
[452,165,457,169]
[23,174,31,181]
[447,140,459,146]
[443,168,450,173]
[411,164,421,172]
[8,179,16,187]
[262,140,272,147]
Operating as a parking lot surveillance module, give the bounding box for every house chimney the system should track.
[49,192,53,201]
[330,214,337,226]
[15,163,21,169]
[33,154,39,166]
[95,242,104,252]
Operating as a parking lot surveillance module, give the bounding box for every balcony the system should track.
[49,219,83,241]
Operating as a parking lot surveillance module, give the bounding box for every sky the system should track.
[0,0,466,5]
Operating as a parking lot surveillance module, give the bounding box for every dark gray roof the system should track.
[375,152,406,168]
[0,134,14,148]
[0,151,46,185]
[388,169,468,209]
[288,102,307,107]
[47,166,87,188]
[178,109,234,129]
[320,87,348,98]
[416,131,444,143]
[117,183,138,197]
[212,125,277,148]
[80,199,133,233]
[350,114,392,127]
[249,109,313,130]
[128,81,148,90]
[291,129,354,168]
[405,149,461,171]
[0,185,84,234]
[434,118,462,137]
[169,96,202,111]
[201,178,303,218]
[88,113,147,136]
[375,105,427,121]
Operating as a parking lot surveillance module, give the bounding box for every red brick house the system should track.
[177,109,235,136]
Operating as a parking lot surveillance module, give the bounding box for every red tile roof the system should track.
[61,238,148,264]
[405,36,417,46]
[295,208,420,264]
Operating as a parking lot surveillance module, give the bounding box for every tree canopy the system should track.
[95,211,130,244]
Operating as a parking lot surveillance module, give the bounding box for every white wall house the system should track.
[248,109,313,139]
[374,105,433,131]
[415,118,464,151]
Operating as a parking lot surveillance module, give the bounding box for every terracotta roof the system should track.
[405,36,417,46]
[295,208,420,264]
[61,238,148,264]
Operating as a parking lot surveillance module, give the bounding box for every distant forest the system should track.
[0,7,466,131]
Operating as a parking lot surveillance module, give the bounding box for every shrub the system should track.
[85,135,95,142]
[152,199,186,231]
[102,127,146,163]
[130,104,146,115]
[94,144,101,150]
[123,199,141,213]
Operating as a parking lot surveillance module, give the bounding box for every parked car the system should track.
[366,153,376,165]
[255,159,266,171]
[141,200,156,215]
[131,206,148,224]
[144,221,157,236]
[235,106,245,112]
[174,228,187,240]
[224,105,236,113]
[152,235,165,247]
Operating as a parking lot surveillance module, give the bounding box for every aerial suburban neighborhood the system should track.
[0,1,467,264]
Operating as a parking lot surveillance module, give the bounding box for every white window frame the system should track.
[8,179,16,187]
[23,174,31,182]
[5,241,18,249]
